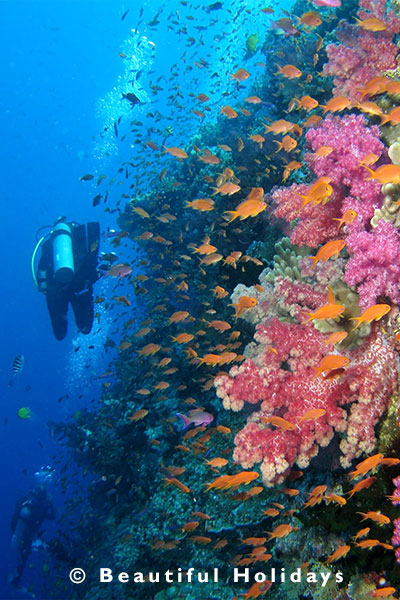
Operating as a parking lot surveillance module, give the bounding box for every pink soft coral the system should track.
[269,115,384,247]
[322,0,400,101]
[215,317,397,486]
[344,219,400,307]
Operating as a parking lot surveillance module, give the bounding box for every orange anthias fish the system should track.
[231,296,258,317]
[308,240,346,266]
[303,302,345,322]
[358,153,379,167]
[171,333,195,344]
[346,476,376,498]
[363,164,400,184]
[205,471,259,491]
[224,199,267,222]
[358,76,388,99]
[185,198,215,211]
[283,161,302,181]
[128,409,149,422]
[192,243,218,255]
[249,134,265,148]
[321,96,351,113]
[354,17,386,31]
[131,206,150,218]
[274,135,298,153]
[352,527,370,540]
[297,95,319,111]
[242,581,272,600]
[229,471,260,488]
[206,320,231,331]
[262,416,295,430]
[349,453,384,480]
[332,209,357,229]
[355,101,383,118]
[349,304,391,329]
[276,64,302,79]
[312,146,333,158]
[181,521,200,532]
[324,331,348,345]
[370,588,396,598]
[163,146,188,159]
[220,106,238,119]
[213,285,229,298]
[267,524,294,540]
[114,295,131,306]
[198,149,221,164]
[168,310,190,324]
[245,95,262,104]
[313,355,350,378]
[200,253,223,266]
[196,93,209,102]
[197,353,223,366]
[138,343,162,356]
[205,457,228,468]
[303,115,322,128]
[380,106,400,125]
[298,11,322,28]
[231,68,250,81]
[264,119,294,134]
[296,408,326,423]
[357,511,391,526]
[214,182,241,195]
[303,484,327,507]
[325,545,350,564]
[163,477,191,494]
[295,177,333,209]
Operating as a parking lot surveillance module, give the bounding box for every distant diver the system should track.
[32,217,100,341]
[9,467,55,588]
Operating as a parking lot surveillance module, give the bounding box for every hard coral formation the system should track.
[264,237,309,283]
[215,319,397,486]
[370,182,400,228]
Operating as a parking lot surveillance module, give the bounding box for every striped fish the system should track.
[12,355,24,375]
[8,355,24,386]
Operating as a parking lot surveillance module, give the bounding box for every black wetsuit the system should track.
[37,222,100,341]
[10,487,54,587]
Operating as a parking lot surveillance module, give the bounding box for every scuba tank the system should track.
[52,223,75,283]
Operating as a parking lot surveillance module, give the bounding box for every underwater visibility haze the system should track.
[2,0,400,598]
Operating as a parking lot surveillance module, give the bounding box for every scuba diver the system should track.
[9,467,55,588]
[32,218,100,341]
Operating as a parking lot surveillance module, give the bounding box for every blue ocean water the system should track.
[1,1,284,595]
[0,1,137,595]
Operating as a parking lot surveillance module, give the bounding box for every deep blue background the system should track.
[0,0,287,595]
[0,1,132,593]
